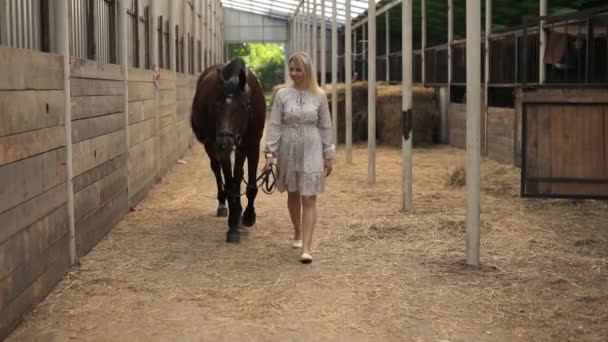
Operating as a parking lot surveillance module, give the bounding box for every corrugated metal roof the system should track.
[221,0,383,24]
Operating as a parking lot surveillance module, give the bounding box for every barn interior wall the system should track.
[0,47,196,339]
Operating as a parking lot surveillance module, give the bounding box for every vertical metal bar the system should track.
[25,0,31,49]
[585,19,590,84]
[368,0,377,185]
[345,0,352,163]
[539,0,547,83]
[320,2,325,86]
[312,0,317,73]
[119,0,130,205]
[331,0,337,146]
[11,0,17,47]
[421,0,426,84]
[466,0,481,267]
[484,0,492,156]
[17,0,22,48]
[402,0,413,212]
[385,10,389,82]
[362,25,365,80]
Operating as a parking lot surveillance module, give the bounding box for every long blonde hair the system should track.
[287,51,322,95]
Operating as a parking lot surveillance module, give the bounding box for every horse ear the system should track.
[238,68,247,90]
[216,68,225,84]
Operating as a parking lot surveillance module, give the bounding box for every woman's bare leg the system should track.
[301,195,317,254]
[287,192,302,241]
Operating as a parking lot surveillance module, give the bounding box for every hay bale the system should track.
[325,82,439,147]
[446,164,466,187]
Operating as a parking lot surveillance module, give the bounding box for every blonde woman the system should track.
[264,52,335,264]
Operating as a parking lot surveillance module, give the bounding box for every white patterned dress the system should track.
[264,86,335,196]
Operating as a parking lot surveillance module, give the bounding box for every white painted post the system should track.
[120,0,130,206]
[402,0,413,212]
[194,0,199,72]
[345,0,352,163]
[368,0,376,185]
[484,0,492,155]
[170,0,176,71]
[421,0,426,84]
[362,25,366,80]
[331,0,338,145]
[466,0,481,266]
[312,0,318,75]
[539,0,547,83]
[321,3,326,86]
[151,0,160,180]
[385,11,390,82]
[306,0,311,53]
[207,0,211,66]
[58,0,76,265]
[183,0,189,74]
[353,29,357,80]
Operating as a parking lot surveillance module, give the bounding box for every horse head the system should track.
[215,63,250,153]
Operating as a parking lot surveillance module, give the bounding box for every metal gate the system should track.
[521,101,608,199]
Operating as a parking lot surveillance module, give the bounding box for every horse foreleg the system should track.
[242,146,260,227]
[204,143,227,217]
[222,152,244,243]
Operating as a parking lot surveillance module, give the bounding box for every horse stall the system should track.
[0,46,196,338]
[516,87,608,198]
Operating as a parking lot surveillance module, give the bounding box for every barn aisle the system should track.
[7,143,608,342]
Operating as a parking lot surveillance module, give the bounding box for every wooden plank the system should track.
[129,176,155,207]
[128,67,154,82]
[73,153,127,193]
[0,183,66,245]
[72,112,125,143]
[0,148,66,214]
[74,166,127,222]
[71,95,124,120]
[176,74,188,87]
[129,139,157,201]
[177,87,191,101]
[0,205,68,280]
[159,104,176,118]
[524,105,539,193]
[159,79,176,90]
[72,130,127,177]
[537,105,553,194]
[548,183,608,197]
[128,82,155,102]
[522,88,608,104]
[0,233,70,340]
[160,89,176,107]
[0,90,65,137]
[158,69,176,81]
[159,114,176,128]
[76,189,128,257]
[605,107,608,178]
[0,48,63,90]
[129,118,156,147]
[0,222,68,312]
[70,78,124,97]
[128,99,156,124]
[70,58,122,81]
[0,126,65,166]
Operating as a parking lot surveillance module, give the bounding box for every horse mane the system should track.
[221,57,248,94]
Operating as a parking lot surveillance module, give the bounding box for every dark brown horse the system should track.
[190,57,266,243]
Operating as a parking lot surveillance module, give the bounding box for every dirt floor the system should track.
[7,143,608,342]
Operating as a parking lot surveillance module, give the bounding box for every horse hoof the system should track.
[217,207,228,217]
[226,233,240,243]
[242,212,256,227]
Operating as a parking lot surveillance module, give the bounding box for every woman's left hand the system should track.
[324,159,333,177]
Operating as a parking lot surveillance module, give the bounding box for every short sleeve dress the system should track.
[264,85,336,196]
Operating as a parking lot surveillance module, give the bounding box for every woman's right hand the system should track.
[264,156,274,171]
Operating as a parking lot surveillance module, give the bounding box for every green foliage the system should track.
[227,43,285,98]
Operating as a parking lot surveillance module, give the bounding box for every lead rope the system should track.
[240,162,278,196]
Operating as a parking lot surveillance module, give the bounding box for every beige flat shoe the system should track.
[291,240,303,249]
[300,253,312,264]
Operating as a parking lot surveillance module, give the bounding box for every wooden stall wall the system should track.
[70,59,129,258]
[447,92,516,165]
[0,48,71,338]
[158,68,178,177]
[128,68,157,206]
[175,73,193,157]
